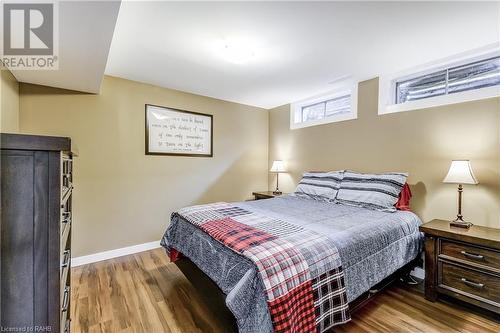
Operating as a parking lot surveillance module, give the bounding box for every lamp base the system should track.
[450,218,473,229]
[273,190,282,195]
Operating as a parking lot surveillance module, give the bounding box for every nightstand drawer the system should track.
[439,262,500,306]
[421,219,500,314]
[440,239,500,271]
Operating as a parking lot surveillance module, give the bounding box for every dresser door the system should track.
[1,150,49,329]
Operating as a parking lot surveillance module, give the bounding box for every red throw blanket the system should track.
[170,202,351,332]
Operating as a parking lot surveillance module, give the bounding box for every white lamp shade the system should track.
[270,160,286,173]
[443,160,478,184]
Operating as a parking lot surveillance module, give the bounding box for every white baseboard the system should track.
[72,240,162,267]
[410,267,425,279]
[72,240,427,280]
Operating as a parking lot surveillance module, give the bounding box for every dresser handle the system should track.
[64,319,71,333]
[62,250,71,268]
[460,278,484,289]
[62,286,70,312]
[61,211,71,223]
[460,251,484,260]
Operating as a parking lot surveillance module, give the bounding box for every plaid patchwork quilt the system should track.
[169,202,351,332]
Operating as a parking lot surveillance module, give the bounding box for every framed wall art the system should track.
[145,104,213,157]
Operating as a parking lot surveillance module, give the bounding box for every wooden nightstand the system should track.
[419,219,500,314]
[252,191,285,200]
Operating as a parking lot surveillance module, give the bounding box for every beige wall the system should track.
[269,78,500,228]
[0,68,20,133]
[16,74,500,256]
[19,75,269,256]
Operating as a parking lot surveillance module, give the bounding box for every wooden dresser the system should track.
[420,219,500,314]
[1,133,74,332]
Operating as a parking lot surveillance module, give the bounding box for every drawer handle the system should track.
[61,215,70,224]
[460,278,484,289]
[62,286,70,312]
[61,212,71,222]
[460,251,484,260]
[64,319,71,333]
[62,250,71,268]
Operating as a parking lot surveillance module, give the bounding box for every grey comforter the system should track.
[161,195,423,333]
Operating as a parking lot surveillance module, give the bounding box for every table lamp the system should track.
[443,160,478,228]
[270,160,286,195]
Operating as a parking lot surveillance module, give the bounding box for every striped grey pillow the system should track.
[336,171,408,212]
[293,171,344,201]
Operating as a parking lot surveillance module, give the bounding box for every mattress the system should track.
[161,195,423,333]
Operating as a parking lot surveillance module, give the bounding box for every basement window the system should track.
[396,56,500,104]
[379,49,500,114]
[290,85,357,129]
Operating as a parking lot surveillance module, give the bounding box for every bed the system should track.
[161,194,423,332]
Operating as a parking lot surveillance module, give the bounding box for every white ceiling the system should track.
[11,1,121,93]
[10,1,500,107]
[106,1,500,109]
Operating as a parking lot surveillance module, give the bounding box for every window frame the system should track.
[378,46,500,115]
[290,84,358,130]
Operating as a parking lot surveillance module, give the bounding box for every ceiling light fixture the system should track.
[215,38,256,65]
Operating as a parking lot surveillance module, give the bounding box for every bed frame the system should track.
[175,256,422,331]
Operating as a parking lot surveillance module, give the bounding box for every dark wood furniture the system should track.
[420,219,500,314]
[252,191,286,200]
[1,133,74,332]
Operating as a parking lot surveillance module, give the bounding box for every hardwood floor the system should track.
[71,248,499,333]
